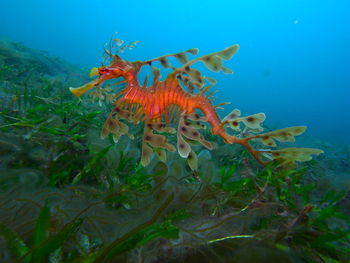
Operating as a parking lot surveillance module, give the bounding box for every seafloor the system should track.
[0,37,349,263]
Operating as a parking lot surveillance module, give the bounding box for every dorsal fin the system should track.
[174,44,239,91]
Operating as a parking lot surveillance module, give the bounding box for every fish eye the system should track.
[99,68,109,74]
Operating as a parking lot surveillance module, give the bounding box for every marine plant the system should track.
[1,160,349,262]
[70,35,323,170]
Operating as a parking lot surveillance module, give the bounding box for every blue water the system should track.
[1,0,349,145]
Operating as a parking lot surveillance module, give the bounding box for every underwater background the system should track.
[0,0,349,262]
[1,0,349,144]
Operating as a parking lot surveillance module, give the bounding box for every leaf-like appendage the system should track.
[263,147,324,166]
[176,114,214,170]
[222,109,241,122]
[149,122,176,133]
[223,110,265,132]
[177,133,191,158]
[141,124,176,166]
[200,55,223,72]
[253,126,306,147]
[142,48,199,70]
[221,66,233,74]
[195,44,239,74]
[118,40,140,53]
[174,53,189,64]
[241,113,266,130]
[179,115,214,150]
[187,150,198,171]
[217,45,240,60]
[100,109,134,140]
[158,56,170,68]
[186,48,199,55]
[155,148,167,162]
[205,76,217,85]
[113,38,124,46]
[144,131,176,152]
[187,68,203,84]
[185,112,208,122]
[141,143,153,166]
[173,44,239,91]
[115,107,132,121]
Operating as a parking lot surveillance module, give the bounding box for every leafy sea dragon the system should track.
[69,36,323,170]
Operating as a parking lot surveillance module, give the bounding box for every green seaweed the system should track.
[0,222,30,262]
